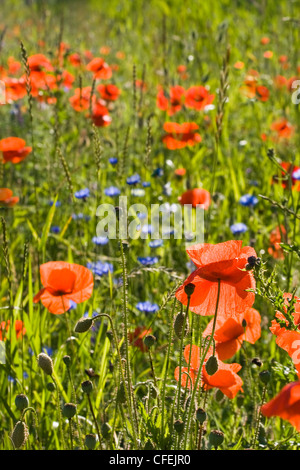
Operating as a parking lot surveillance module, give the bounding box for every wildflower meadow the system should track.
[1,0,300,454]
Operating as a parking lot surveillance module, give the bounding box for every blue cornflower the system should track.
[137,256,159,266]
[105,186,121,197]
[87,261,113,276]
[141,224,153,235]
[51,226,60,234]
[152,168,164,177]
[149,239,163,248]
[142,181,151,188]
[72,213,91,221]
[74,188,90,199]
[126,174,140,185]
[109,157,118,165]
[92,236,109,245]
[239,194,258,207]
[292,168,300,180]
[136,301,159,313]
[49,200,61,207]
[68,300,77,311]
[230,223,248,235]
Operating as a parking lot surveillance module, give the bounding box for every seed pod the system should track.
[101,422,112,438]
[196,408,206,424]
[259,370,271,385]
[144,335,156,349]
[184,283,195,297]
[74,317,94,333]
[85,433,97,450]
[47,382,56,392]
[62,403,77,420]
[173,311,189,338]
[174,420,184,434]
[63,355,71,367]
[15,394,29,412]
[117,381,127,403]
[205,356,218,376]
[37,352,53,376]
[236,393,244,407]
[81,380,93,394]
[11,421,29,449]
[209,430,224,449]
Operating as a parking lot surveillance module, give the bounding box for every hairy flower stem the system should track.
[87,394,102,449]
[51,375,66,450]
[119,240,139,445]
[252,384,267,448]
[176,297,191,420]
[183,279,221,449]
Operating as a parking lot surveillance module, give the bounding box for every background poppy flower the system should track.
[0,137,32,164]
[129,326,152,352]
[0,320,25,341]
[270,118,295,139]
[33,261,94,314]
[268,225,287,259]
[97,84,120,101]
[261,382,300,431]
[162,122,202,149]
[91,102,111,127]
[2,77,27,102]
[69,87,95,112]
[174,344,243,398]
[178,188,211,209]
[86,57,112,79]
[0,188,19,207]
[184,86,215,111]
[176,240,256,318]
[203,307,261,360]
[156,85,185,115]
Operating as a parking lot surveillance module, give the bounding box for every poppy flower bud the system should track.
[11,421,29,449]
[15,394,29,411]
[47,382,56,392]
[259,370,271,385]
[74,317,94,333]
[209,430,224,449]
[62,403,77,420]
[63,355,71,367]
[205,356,218,376]
[144,334,156,349]
[173,311,189,338]
[196,408,206,424]
[81,380,93,394]
[85,433,97,450]
[37,352,54,376]
[242,319,247,328]
[101,422,112,438]
[236,393,244,407]
[184,283,195,297]
[117,381,127,403]
[174,420,184,434]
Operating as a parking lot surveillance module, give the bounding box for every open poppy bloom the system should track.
[156,85,185,115]
[97,84,120,101]
[270,118,295,140]
[69,86,95,112]
[175,240,256,318]
[0,188,19,207]
[90,102,111,127]
[178,188,211,210]
[174,344,243,398]
[203,307,261,361]
[27,53,53,72]
[270,293,300,375]
[184,86,215,111]
[261,382,300,431]
[2,77,27,102]
[86,57,112,80]
[0,137,32,164]
[0,320,25,341]
[162,122,202,150]
[33,261,94,314]
[268,225,287,259]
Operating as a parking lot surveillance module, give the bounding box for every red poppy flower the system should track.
[7,56,21,75]
[162,122,202,150]
[268,225,287,259]
[255,85,269,101]
[156,85,185,115]
[234,61,244,70]
[272,163,300,191]
[69,87,95,112]
[0,137,32,164]
[97,84,120,101]
[86,58,112,80]
[27,54,53,72]
[0,188,19,207]
[270,293,300,375]
[175,240,256,318]
[263,50,273,59]
[261,382,300,431]
[174,344,243,398]
[184,86,215,111]
[91,102,111,127]
[274,75,288,88]
[270,118,295,139]
[0,320,25,341]
[129,326,152,352]
[203,307,261,361]
[69,53,82,67]
[178,188,211,210]
[2,77,27,102]
[33,261,94,314]
[260,37,270,45]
